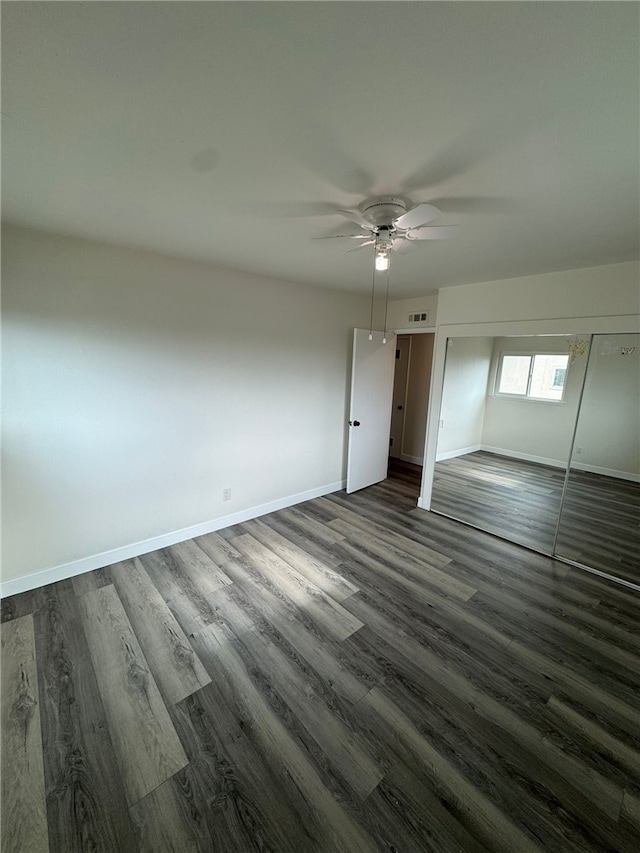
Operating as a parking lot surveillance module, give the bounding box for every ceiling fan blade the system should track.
[240,200,341,218]
[313,233,371,240]
[427,196,514,215]
[288,117,374,195]
[393,204,440,230]
[402,109,536,193]
[344,240,375,254]
[392,238,414,254]
[406,225,459,241]
[337,208,375,231]
[394,203,441,230]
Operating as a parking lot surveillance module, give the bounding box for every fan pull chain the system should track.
[368,248,377,340]
[382,252,391,344]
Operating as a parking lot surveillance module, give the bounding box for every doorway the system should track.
[389,333,435,476]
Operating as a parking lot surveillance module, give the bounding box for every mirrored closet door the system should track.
[430,334,588,554]
[430,332,640,589]
[554,333,640,586]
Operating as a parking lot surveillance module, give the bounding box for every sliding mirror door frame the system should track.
[420,316,639,587]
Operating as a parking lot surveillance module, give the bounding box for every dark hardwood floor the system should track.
[431,451,566,553]
[2,464,639,852]
[555,468,640,586]
[431,451,640,586]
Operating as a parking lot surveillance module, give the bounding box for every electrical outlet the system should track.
[439,419,444,428]
[222,487,232,501]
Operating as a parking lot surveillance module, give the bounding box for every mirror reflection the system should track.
[430,334,588,554]
[554,333,640,585]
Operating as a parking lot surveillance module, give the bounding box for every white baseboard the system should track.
[0,479,346,598]
[448,444,640,482]
[400,453,424,466]
[436,444,482,462]
[570,462,640,483]
[479,445,567,469]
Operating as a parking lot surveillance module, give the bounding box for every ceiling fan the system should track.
[321,195,458,270]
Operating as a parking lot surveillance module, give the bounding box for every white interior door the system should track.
[346,328,397,493]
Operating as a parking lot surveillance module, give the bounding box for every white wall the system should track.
[387,293,438,331]
[436,262,640,326]
[481,335,588,467]
[401,333,434,462]
[2,226,369,589]
[436,337,494,458]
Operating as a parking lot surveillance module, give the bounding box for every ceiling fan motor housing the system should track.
[359,196,408,227]
[376,226,393,251]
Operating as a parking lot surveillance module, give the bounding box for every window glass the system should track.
[497,352,569,401]
[498,355,531,395]
[529,354,569,400]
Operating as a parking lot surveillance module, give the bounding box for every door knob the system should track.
[397,405,403,411]
[349,420,361,427]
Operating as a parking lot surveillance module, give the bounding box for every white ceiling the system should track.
[2,2,639,298]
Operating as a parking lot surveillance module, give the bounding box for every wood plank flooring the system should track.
[431,451,567,553]
[555,468,640,585]
[1,615,49,852]
[2,463,639,852]
[431,451,640,586]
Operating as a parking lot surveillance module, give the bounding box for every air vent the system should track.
[408,311,429,323]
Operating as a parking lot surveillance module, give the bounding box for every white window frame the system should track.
[494,351,569,403]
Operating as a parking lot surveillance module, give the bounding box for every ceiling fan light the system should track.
[375,251,390,271]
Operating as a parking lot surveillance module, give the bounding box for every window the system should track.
[496,353,570,401]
